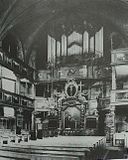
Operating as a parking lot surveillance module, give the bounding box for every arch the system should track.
[0,0,128,62]
[26,4,128,64]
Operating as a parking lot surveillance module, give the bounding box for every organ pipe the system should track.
[48,27,103,60]
[48,35,52,62]
[90,36,94,53]
[83,31,89,53]
[95,27,103,57]
[61,34,67,56]
[57,41,61,57]
[47,35,56,63]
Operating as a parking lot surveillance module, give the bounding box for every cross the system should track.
[78,81,84,93]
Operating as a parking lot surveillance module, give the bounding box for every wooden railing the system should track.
[111,89,128,103]
[0,89,34,108]
[0,50,35,81]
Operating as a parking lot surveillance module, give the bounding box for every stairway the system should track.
[0,145,90,160]
[0,136,106,160]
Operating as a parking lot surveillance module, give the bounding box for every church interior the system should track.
[0,0,128,143]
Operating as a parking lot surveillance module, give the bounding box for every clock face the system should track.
[65,81,78,97]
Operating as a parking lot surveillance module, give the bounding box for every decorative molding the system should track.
[65,80,78,98]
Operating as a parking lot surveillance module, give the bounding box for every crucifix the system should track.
[69,84,74,96]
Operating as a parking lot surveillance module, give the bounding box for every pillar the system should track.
[31,83,35,98]
[57,97,62,134]
[58,108,61,129]
[31,112,35,130]
[112,66,116,90]
[30,111,37,140]
[80,104,85,129]
[62,111,65,129]
[31,93,36,132]
[75,120,77,130]
[16,76,20,94]
[31,82,36,131]
[105,105,115,142]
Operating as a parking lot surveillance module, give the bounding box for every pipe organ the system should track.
[47,27,103,64]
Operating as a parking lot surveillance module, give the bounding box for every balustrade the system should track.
[0,50,35,81]
[111,89,128,104]
[0,89,34,108]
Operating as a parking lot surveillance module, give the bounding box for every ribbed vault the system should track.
[0,0,128,61]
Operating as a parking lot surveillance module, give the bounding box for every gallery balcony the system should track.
[56,54,105,67]
[111,48,128,66]
[0,89,34,109]
[0,50,35,81]
[111,89,128,106]
[36,65,111,83]
[35,97,55,112]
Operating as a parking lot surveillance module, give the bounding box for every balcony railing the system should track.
[111,89,128,104]
[0,89,34,108]
[35,97,56,111]
[0,50,35,81]
[37,65,111,82]
[111,48,128,65]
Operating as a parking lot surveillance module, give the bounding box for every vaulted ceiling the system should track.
[0,0,128,61]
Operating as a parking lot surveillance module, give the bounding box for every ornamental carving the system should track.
[65,80,78,97]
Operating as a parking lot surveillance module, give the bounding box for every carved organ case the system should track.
[43,14,106,136]
[47,26,103,65]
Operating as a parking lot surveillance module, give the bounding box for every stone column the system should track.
[112,66,116,90]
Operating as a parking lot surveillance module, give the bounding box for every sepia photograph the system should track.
[0,0,128,159]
